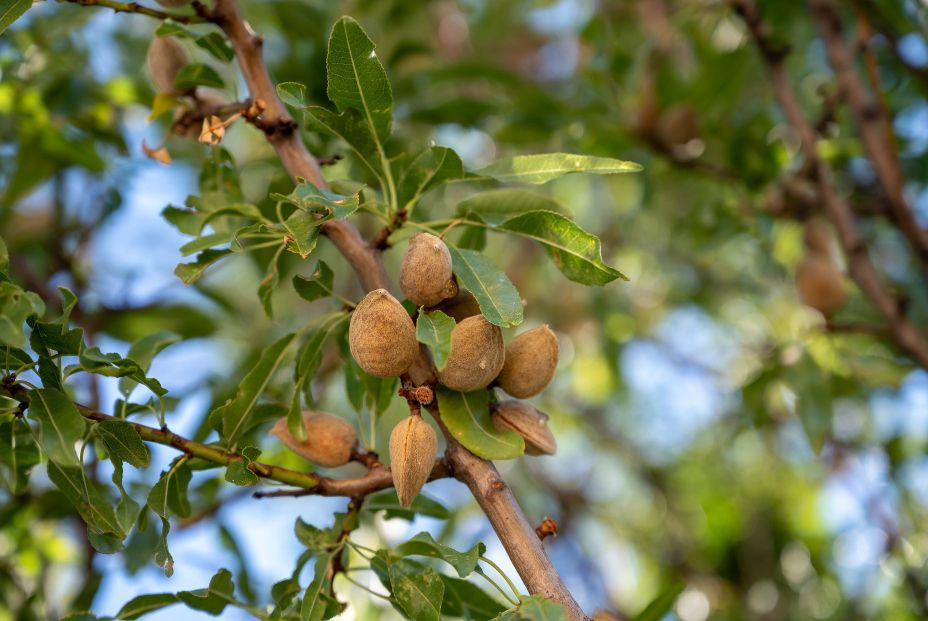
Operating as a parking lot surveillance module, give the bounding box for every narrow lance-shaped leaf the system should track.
[326,16,393,141]
[115,593,180,620]
[28,388,86,467]
[475,152,641,185]
[496,210,627,285]
[437,386,524,460]
[448,246,523,328]
[47,462,125,537]
[305,106,385,180]
[395,531,484,577]
[214,332,297,447]
[398,146,464,209]
[415,310,455,370]
[456,189,569,225]
[0,0,31,36]
[0,419,40,494]
[293,261,336,303]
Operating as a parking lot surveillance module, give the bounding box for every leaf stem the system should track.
[480,554,523,601]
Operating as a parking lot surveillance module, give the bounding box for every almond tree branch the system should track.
[59,0,206,23]
[205,2,588,618]
[807,0,928,269]
[733,0,928,370]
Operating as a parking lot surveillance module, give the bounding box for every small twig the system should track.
[370,208,408,250]
[60,0,206,23]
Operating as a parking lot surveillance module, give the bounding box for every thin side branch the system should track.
[253,459,451,498]
[59,0,206,23]
[733,0,928,370]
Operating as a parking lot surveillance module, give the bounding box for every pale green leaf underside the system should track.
[475,153,641,184]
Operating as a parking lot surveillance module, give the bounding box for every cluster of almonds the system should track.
[272,233,560,507]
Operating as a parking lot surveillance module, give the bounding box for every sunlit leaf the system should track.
[448,247,523,328]
[475,153,641,184]
[437,387,524,459]
[416,309,455,370]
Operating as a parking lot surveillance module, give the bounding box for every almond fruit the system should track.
[349,289,418,378]
[147,36,189,95]
[400,233,457,307]
[491,401,556,456]
[270,412,357,468]
[436,315,505,391]
[389,415,437,507]
[496,325,559,398]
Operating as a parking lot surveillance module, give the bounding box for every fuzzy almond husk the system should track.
[147,36,189,95]
[435,288,482,322]
[796,253,847,317]
[491,401,556,456]
[400,233,457,307]
[349,289,418,378]
[436,315,505,391]
[496,325,559,399]
[270,412,357,468]
[389,415,437,507]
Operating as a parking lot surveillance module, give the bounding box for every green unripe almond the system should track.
[147,36,189,94]
[400,233,457,307]
[271,412,357,468]
[496,325,559,398]
[349,289,418,378]
[491,400,557,456]
[390,415,438,507]
[437,315,505,391]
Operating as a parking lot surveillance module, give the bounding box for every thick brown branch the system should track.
[253,459,451,498]
[808,0,928,269]
[734,0,928,370]
[210,0,389,293]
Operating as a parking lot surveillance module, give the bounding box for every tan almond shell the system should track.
[796,254,847,317]
[434,288,482,322]
[147,36,189,95]
[491,401,557,456]
[389,415,438,507]
[400,233,457,308]
[436,315,505,391]
[496,325,559,399]
[270,411,357,468]
[348,289,418,378]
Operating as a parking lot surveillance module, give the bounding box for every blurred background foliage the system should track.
[2,0,928,620]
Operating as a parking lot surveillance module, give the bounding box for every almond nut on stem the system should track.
[349,289,419,378]
[400,233,458,308]
[270,411,357,468]
[147,36,190,95]
[496,325,559,399]
[491,400,557,456]
[389,414,438,507]
[437,315,505,392]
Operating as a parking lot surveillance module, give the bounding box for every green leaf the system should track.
[496,211,626,285]
[305,106,385,180]
[119,331,180,397]
[154,516,174,577]
[448,247,523,328]
[326,16,393,141]
[0,346,32,371]
[116,593,180,620]
[293,261,336,304]
[493,596,568,621]
[95,420,151,468]
[194,32,234,62]
[399,146,464,209]
[214,332,297,446]
[0,394,19,414]
[437,387,524,459]
[302,553,334,621]
[475,153,641,184]
[395,532,483,577]
[0,281,45,348]
[28,388,86,467]
[258,248,283,318]
[440,575,507,620]
[177,568,236,615]
[629,584,685,621]
[175,249,233,284]
[0,0,31,35]
[48,462,125,537]
[0,235,7,274]
[389,558,444,621]
[281,210,322,259]
[224,447,260,486]
[148,461,193,519]
[274,179,361,220]
[173,63,225,90]
[416,310,455,370]
[278,81,307,108]
[364,490,450,521]
[456,189,568,225]
[0,419,40,494]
